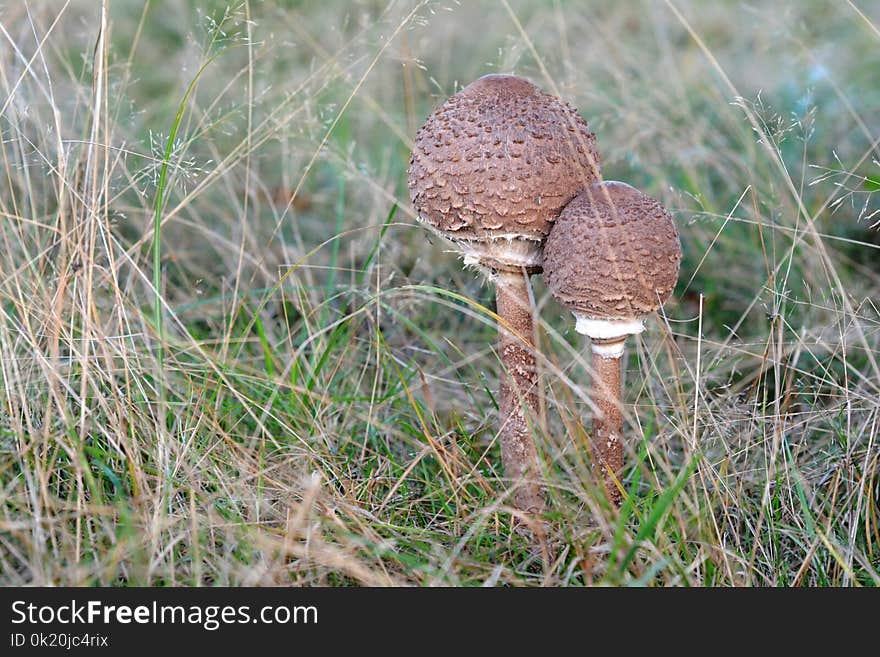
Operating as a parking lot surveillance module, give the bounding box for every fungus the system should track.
[408,74,600,514]
[543,181,681,506]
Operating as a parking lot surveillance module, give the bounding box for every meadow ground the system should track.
[1,0,878,586]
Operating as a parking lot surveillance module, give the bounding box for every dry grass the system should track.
[0,0,878,586]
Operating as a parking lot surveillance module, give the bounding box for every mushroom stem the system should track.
[590,338,626,506]
[494,269,545,514]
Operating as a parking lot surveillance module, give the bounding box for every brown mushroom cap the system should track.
[544,181,681,321]
[407,74,600,272]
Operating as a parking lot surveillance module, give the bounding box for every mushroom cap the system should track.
[407,74,600,272]
[543,181,681,322]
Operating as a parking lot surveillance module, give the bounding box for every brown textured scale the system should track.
[544,181,682,319]
[407,74,600,271]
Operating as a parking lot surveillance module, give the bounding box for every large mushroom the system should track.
[407,74,600,514]
[543,181,681,506]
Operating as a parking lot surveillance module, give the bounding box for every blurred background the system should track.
[1,0,878,585]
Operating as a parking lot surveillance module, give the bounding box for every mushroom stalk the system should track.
[590,338,626,506]
[495,269,544,514]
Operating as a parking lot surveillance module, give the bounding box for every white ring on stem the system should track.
[591,340,626,359]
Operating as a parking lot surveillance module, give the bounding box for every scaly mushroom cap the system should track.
[407,74,600,272]
[544,181,681,331]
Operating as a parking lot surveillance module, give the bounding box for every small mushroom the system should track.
[543,181,681,506]
[408,74,600,514]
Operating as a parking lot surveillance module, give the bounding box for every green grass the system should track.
[0,0,878,586]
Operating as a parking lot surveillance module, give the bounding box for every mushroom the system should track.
[407,74,600,514]
[543,181,681,506]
